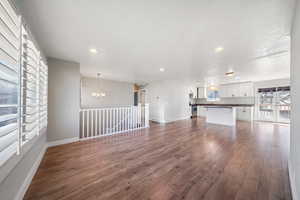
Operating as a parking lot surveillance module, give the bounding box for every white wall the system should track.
[290,1,300,199]
[48,58,81,142]
[81,77,134,108]
[146,80,193,123]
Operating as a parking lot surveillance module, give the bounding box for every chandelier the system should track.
[91,73,106,97]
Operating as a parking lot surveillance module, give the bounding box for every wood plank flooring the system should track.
[24,118,292,200]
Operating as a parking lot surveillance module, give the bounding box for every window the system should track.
[0,0,21,166]
[0,0,48,166]
[257,86,290,123]
[205,86,220,101]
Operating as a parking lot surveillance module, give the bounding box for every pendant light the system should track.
[91,73,106,98]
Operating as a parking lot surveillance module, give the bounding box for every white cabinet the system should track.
[239,82,253,97]
[219,85,228,97]
[220,84,240,97]
[236,107,253,121]
[219,82,253,98]
[231,85,240,97]
[197,87,205,98]
[197,106,207,117]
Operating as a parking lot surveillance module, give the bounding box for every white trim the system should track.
[14,144,47,200]
[289,159,299,200]
[164,116,190,123]
[150,119,167,123]
[150,116,190,124]
[47,137,79,147]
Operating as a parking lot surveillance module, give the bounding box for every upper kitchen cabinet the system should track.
[239,82,254,97]
[219,82,254,98]
[220,84,239,97]
[197,87,205,98]
[219,85,228,97]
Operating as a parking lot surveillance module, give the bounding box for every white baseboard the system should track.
[47,137,79,148]
[289,159,299,200]
[165,116,190,123]
[150,119,167,123]
[150,116,190,124]
[14,144,47,200]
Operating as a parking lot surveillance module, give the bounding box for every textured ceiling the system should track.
[18,0,294,85]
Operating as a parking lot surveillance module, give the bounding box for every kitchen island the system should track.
[192,103,254,126]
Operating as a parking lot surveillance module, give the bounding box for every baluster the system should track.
[96,110,98,136]
[135,106,138,129]
[116,108,119,132]
[82,111,85,138]
[112,108,115,133]
[127,107,129,130]
[145,104,149,127]
[133,107,136,129]
[123,108,125,131]
[121,107,125,131]
[118,108,122,131]
[113,108,116,133]
[91,110,94,137]
[132,106,136,129]
[115,108,119,132]
[87,110,89,138]
[131,107,133,130]
[110,109,112,134]
[129,107,131,130]
[137,106,139,128]
[102,109,104,135]
[106,109,108,135]
[98,109,101,136]
[115,108,117,133]
[124,107,126,131]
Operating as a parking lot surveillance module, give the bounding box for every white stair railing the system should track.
[80,104,149,140]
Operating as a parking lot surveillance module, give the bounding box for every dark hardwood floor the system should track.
[24,118,292,200]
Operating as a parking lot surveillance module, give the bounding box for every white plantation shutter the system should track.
[0,0,21,165]
[21,26,40,144]
[0,0,48,167]
[39,60,47,130]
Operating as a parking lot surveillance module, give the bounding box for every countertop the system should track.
[191,104,254,107]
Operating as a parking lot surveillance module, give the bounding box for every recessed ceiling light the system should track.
[215,46,224,53]
[159,68,165,72]
[89,48,98,54]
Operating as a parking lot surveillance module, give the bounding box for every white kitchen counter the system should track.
[206,107,236,126]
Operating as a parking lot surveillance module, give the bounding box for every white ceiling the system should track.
[18,0,295,85]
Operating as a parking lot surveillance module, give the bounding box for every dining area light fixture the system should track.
[91,73,106,98]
